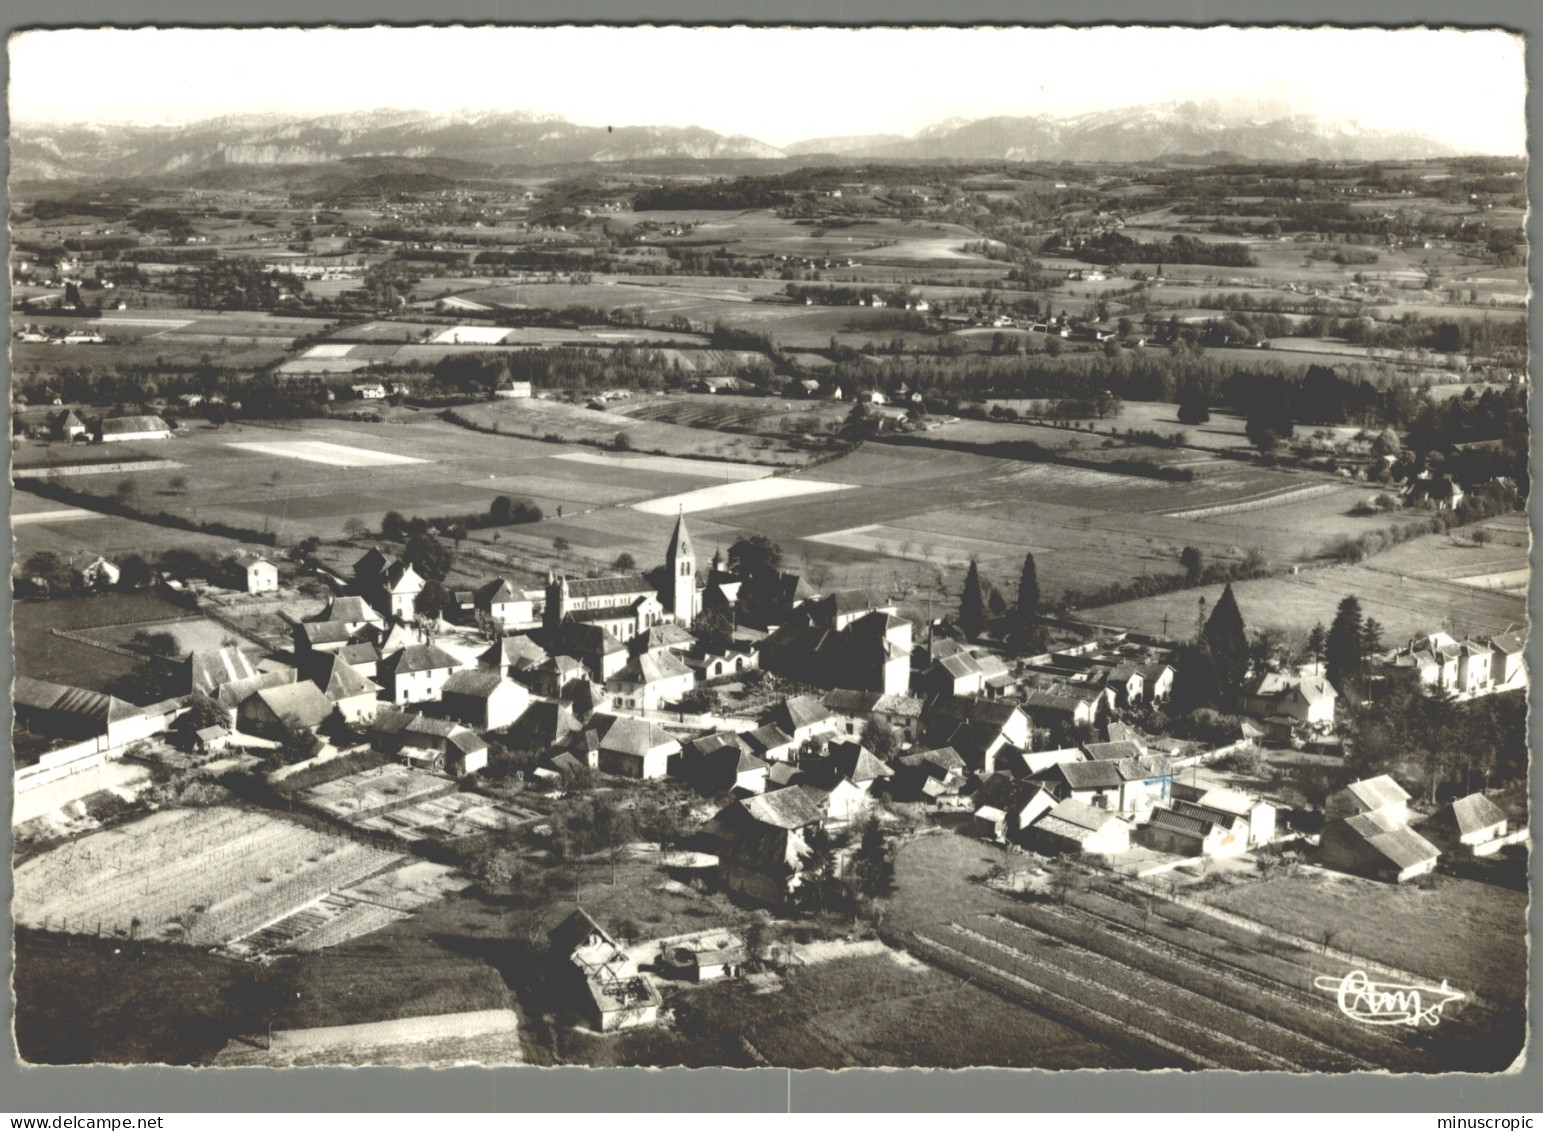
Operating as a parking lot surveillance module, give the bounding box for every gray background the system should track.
[2,0,1538,1112]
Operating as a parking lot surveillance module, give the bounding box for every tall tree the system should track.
[1180,546,1204,584]
[1169,641,1220,713]
[1325,596,1365,690]
[401,531,452,584]
[1016,552,1040,620]
[1204,582,1249,697]
[958,560,987,640]
[1359,617,1385,659]
[1305,622,1328,675]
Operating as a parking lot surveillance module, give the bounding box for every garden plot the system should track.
[633,477,856,516]
[225,440,428,468]
[554,451,775,481]
[13,807,405,946]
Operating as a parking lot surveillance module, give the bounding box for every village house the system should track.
[1419,792,1510,856]
[377,643,463,705]
[1326,774,1411,824]
[742,724,797,764]
[544,619,630,681]
[923,697,1030,776]
[632,622,696,658]
[72,556,120,590]
[237,679,334,736]
[304,653,383,726]
[683,734,769,797]
[655,931,749,983]
[971,773,1056,843]
[1170,783,1277,846]
[760,607,912,696]
[493,379,533,399]
[478,634,549,681]
[352,548,425,622]
[594,714,681,779]
[440,668,530,731]
[351,382,387,400]
[234,551,279,595]
[1488,632,1527,692]
[50,409,86,441]
[705,790,825,905]
[1320,810,1440,883]
[1242,672,1337,733]
[473,578,539,631]
[888,746,968,802]
[767,695,839,747]
[606,648,696,712]
[1030,798,1132,855]
[385,713,490,777]
[1018,686,1104,730]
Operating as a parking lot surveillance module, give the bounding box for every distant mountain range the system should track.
[11,101,1466,183]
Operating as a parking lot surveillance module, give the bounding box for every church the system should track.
[542,512,702,645]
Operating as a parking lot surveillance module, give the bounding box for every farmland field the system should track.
[1089,533,1527,644]
[1205,870,1528,1010]
[12,590,204,694]
[14,807,411,949]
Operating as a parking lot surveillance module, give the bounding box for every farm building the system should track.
[186,646,262,696]
[305,653,383,725]
[1326,775,1411,824]
[194,725,232,755]
[548,910,661,1032]
[687,739,769,797]
[889,746,968,801]
[1140,801,1249,858]
[971,773,1056,843]
[1018,686,1104,729]
[238,680,334,735]
[494,379,533,399]
[1488,632,1528,692]
[605,649,696,712]
[352,383,387,399]
[95,414,172,442]
[234,552,279,595]
[705,789,824,905]
[13,676,151,748]
[1170,784,1277,846]
[1420,793,1510,855]
[387,714,489,777]
[50,409,86,441]
[924,697,1031,776]
[1320,812,1440,883]
[595,715,680,779]
[440,669,529,731]
[656,931,748,982]
[799,776,872,827]
[1030,798,1131,855]
[632,622,696,657]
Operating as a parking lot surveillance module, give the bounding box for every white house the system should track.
[235,552,279,595]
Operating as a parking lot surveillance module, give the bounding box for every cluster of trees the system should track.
[1075,231,1256,268]
[634,179,791,211]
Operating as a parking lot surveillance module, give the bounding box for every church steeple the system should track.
[664,510,697,622]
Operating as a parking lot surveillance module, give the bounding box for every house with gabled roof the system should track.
[1321,809,1439,883]
[473,577,538,630]
[543,619,629,681]
[479,634,549,680]
[1326,774,1411,824]
[238,680,334,735]
[1420,792,1509,854]
[186,646,262,697]
[742,723,797,763]
[1030,798,1131,855]
[768,695,838,745]
[1141,801,1249,858]
[96,414,171,442]
[304,652,383,725]
[234,551,279,595]
[377,643,462,705]
[1487,632,1527,692]
[441,668,529,731]
[606,648,696,712]
[594,714,681,779]
[13,676,149,748]
[971,773,1056,843]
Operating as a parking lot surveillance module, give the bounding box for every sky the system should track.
[8,26,1529,154]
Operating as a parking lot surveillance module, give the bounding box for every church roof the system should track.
[666,512,694,563]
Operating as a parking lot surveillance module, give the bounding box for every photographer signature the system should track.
[1314,970,1465,1027]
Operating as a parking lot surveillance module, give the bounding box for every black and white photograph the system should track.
[5,23,1531,1077]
